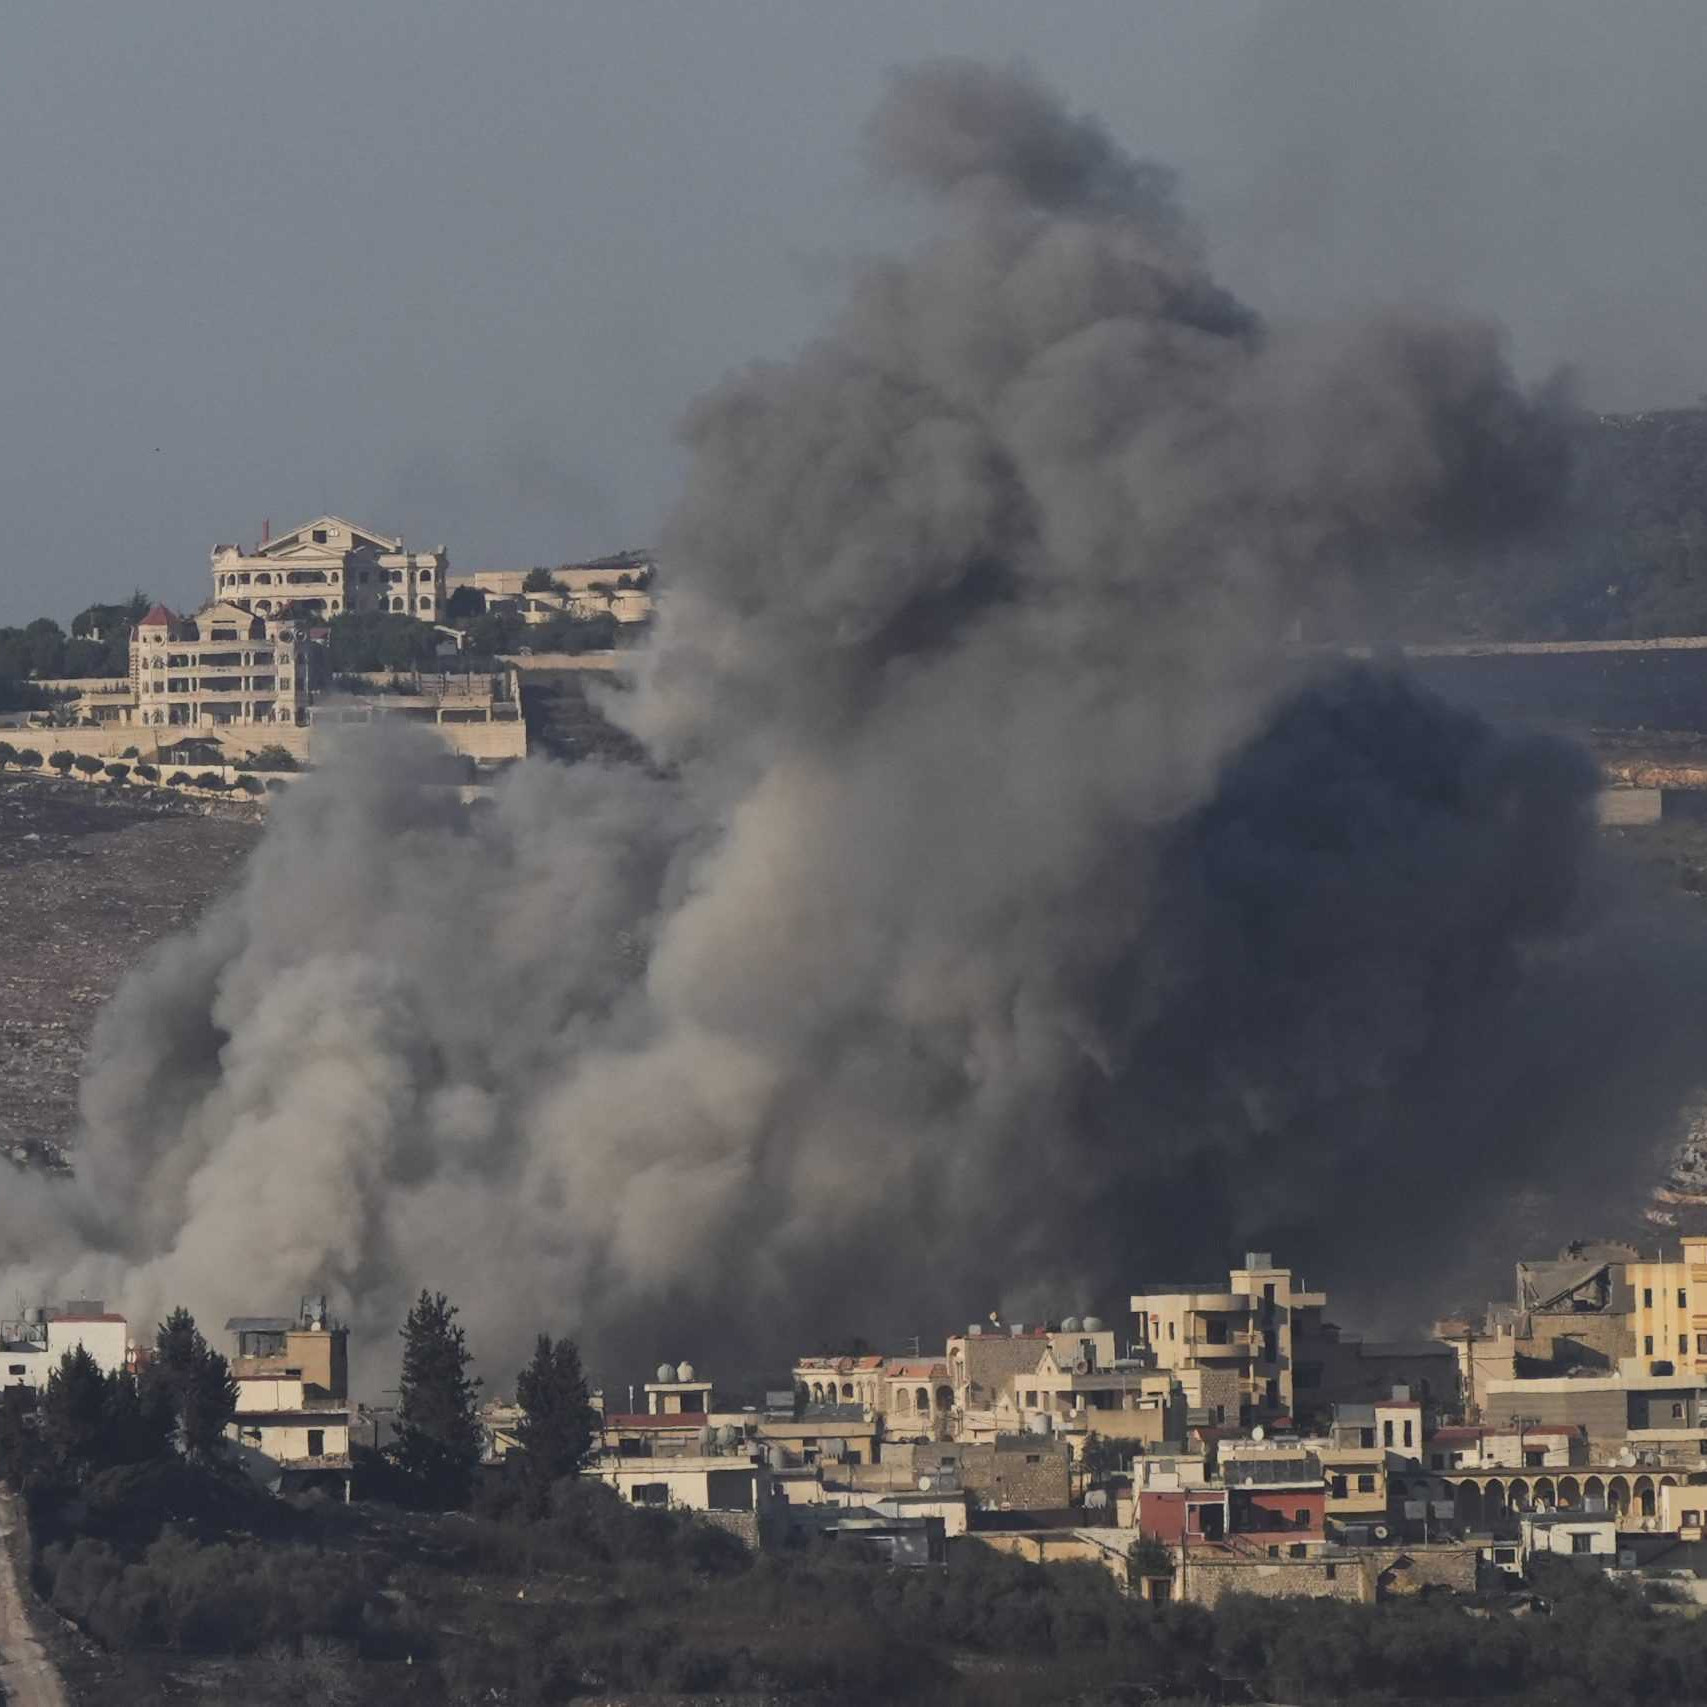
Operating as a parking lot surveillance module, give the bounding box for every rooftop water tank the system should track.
[677,1361,695,1382]
[1061,1315,1082,1333]
[656,1362,678,1384]
[1083,1316,1104,1333]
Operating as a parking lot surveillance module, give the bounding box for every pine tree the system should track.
[143,1306,237,1461]
[394,1290,482,1508]
[515,1334,597,1500]
[0,1387,41,1487]
[99,1367,174,1465]
[40,1346,109,1472]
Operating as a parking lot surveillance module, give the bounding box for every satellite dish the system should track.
[1618,1449,1638,1468]
[1251,1424,1266,1442]
[918,1474,935,1492]
[1372,1522,1392,1541]
[1073,1357,1092,1376]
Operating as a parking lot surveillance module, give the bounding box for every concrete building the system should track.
[129,600,313,730]
[591,1452,777,1547]
[211,515,447,622]
[1521,1509,1619,1565]
[1132,1252,1326,1426]
[0,1301,129,1392]
[224,1298,352,1499]
[1629,1236,1707,1378]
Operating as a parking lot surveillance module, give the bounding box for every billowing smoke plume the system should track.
[4,62,1700,1387]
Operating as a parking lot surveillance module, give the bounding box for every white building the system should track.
[129,600,312,730]
[211,515,447,622]
[0,1301,129,1392]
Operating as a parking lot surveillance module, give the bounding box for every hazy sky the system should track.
[3,0,1704,627]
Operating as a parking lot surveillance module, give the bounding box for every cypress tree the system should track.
[394,1290,482,1508]
[515,1334,597,1501]
[143,1306,237,1461]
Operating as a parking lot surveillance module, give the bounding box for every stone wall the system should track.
[1180,1553,1371,1608]
[696,1509,761,1549]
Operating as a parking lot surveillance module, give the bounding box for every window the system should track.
[1495,1547,1516,1564]
[1324,1563,1337,1580]
[312,529,327,543]
[1403,1420,1414,1448]
[1524,1449,1545,1469]
[306,1429,324,1458]
[1025,1454,1041,1465]
[1294,1508,1310,1527]
[6,1364,23,1376]
[1685,1511,1703,1527]
[1358,1426,1375,1448]
[1331,1475,1347,1498]
[631,1483,668,1507]
[1696,1335,1707,1356]
[1672,1402,1686,1420]
[1645,1336,1655,1355]
[1681,1289,1690,1308]
[1167,1321,1175,1341]
[1570,1533,1593,1555]
[1267,1545,1280,1559]
[1357,1475,1376,1493]
[1645,1288,1654,1308]
[1288,1542,1307,1558]
[1383,1421,1394,1447]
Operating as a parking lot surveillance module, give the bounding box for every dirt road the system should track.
[0,1490,68,1707]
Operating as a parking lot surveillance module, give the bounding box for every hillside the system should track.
[0,778,259,1165]
[1395,407,1707,644]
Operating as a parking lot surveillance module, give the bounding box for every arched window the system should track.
[936,1386,952,1412]
[895,1388,910,1413]
[841,1382,853,1401]
[915,1387,929,1412]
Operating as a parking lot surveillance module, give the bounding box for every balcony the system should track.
[1184,1331,1258,1359]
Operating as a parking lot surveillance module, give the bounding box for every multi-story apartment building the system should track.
[225,1298,353,1500]
[211,515,447,622]
[1132,1251,1327,1426]
[1628,1235,1707,1376]
[130,600,313,730]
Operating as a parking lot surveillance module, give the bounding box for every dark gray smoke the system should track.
[3,61,1697,1386]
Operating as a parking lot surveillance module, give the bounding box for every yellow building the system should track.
[1628,1237,1707,1376]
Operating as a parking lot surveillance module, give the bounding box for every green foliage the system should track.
[0,675,51,711]
[393,1290,482,1508]
[235,774,264,796]
[0,1386,42,1487]
[444,583,485,621]
[102,762,129,783]
[0,741,14,769]
[40,1346,114,1473]
[16,747,42,769]
[49,748,75,774]
[246,743,299,771]
[514,1333,597,1497]
[134,762,159,782]
[1128,1535,1174,1578]
[522,565,557,592]
[72,753,103,777]
[466,609,525,657]
[326,611,437,673]
[194,770,225,790]
[167,770,192,787]
[143,1307,237,1462]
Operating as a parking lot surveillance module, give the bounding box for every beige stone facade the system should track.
[212,515,446,621]
[224,1302,352,1499]
[130,601,311,731]
[1132,1252,1326,1424]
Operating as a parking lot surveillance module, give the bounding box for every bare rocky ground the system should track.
[0,776,260,1168]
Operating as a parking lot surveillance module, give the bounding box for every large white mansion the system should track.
[210,515,447,622]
